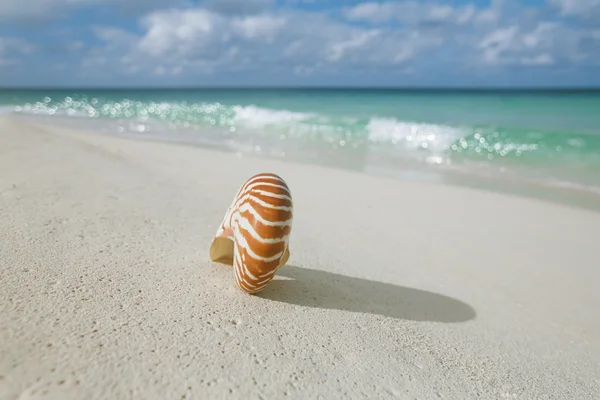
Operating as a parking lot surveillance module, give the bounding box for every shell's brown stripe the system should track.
[236,209,292,243]
[237,279,265,294]
[236,279,256,293]
[238,198,293,225]
[238,212,291,243]
[247,188,293,207]
[242,176,291,194]
[234,265,260,294]
[239,272,274,293]
[228,186,291,224]
[233,257,271,293]
[239,192,293,214]
[243,199,293,222]
[238,188,291,207]
[246,178,291,192]
[247,172,282,181]
[237,197,293,223]
[247,172,288,184]
[234,231,287,278]
[239,226,287,259]
[235,191,292,212]
[238,208,292,237]
[224,174,288,226]
[242,249,283,280]
[238,245,282,278]
[241,173,285,187]
[221,172,292,294]
[236,267,269,291]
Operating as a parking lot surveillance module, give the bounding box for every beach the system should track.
[1,116,600,399]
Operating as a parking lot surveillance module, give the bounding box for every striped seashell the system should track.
[209,173,293,294]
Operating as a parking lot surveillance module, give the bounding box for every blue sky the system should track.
[0,0,599,87]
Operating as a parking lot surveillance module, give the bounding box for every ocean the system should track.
[2,88,600,203]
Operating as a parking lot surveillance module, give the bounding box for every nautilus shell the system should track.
[209,173,293,294]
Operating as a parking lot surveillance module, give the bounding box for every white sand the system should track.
[1,117,599,399]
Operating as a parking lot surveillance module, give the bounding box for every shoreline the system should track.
[2,117,600,399]
[8,112,600,213]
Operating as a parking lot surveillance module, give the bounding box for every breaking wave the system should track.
[5,95,600,192]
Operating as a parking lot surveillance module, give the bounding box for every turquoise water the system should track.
[2,88,600,194]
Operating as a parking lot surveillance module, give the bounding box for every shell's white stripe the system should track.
[252,189,292,201]
[234,260,244,285]
[221,183,248,229]
[237,203,293,227]
[236,251,258,286]
[241,175,286,193]
[234,181,292,209]
[222,175,284,230]
[244,174,285,187]
[242,193,294,211]
[220,174,292,294]
[235,267,255,291]
[240,253,259,281]
[250,283,267,293]
[234,246,243,272]
[244,181,291,195]
[231,194,293,216]
[225,186,292,231]
[233,253,244,284]
[242,273,268,290]
[234,228,284,263]
[223,175,290,230]
[234,251,257,289]
[234,245,272,293]
[255,274,275,286]
[258,268,277,278]
[240,274,257,290]
[236,240,278,284]
[235,214,288,244]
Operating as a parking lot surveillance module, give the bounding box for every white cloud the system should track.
[204,0,275,15]
[80,27,139,76]
[343,2,395,23]
[0,0,184,21]
[548,0,600,16]
[66,41,85,52]
[81,55,107,68]
[479,26,519,64]
[0,0,104,20]
[327,30,380,62]
[132,9,289,70]
[3,0,598,83]
[0,0,261,22]
[137,9,222,58]
[326,29,441,66]
[340,1,600,70]
[231,14,286,41]
[81,6,439,78]
[0,38,34,54]
[521,54,554,66]
[93,26,137,44]
[343,1,481,26]
[477,22,595,67]
[0,37,34,66]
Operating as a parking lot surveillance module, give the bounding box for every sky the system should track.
[0,0,599,87]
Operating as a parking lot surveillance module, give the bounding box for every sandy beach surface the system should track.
[1,116,600,399]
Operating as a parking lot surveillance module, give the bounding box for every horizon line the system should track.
[1,86,600,91]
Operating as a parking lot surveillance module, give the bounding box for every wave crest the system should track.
[7,96,600,168]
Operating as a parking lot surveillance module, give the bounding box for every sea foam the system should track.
[6,94,600,196]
